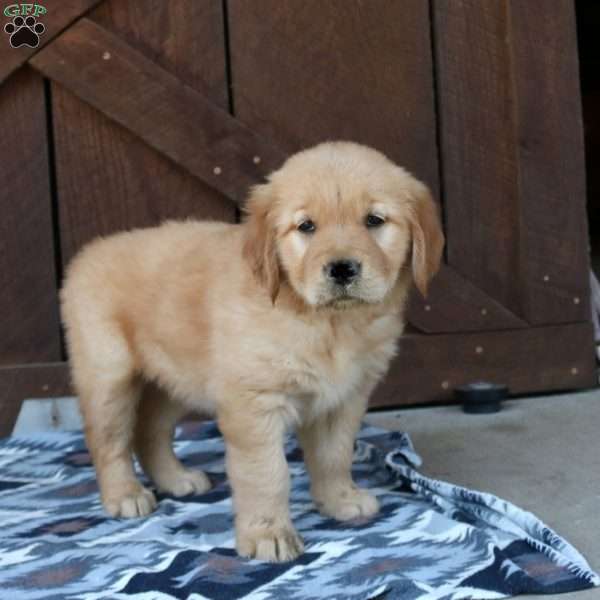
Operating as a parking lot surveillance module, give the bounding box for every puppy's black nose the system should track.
[325,259,362,285]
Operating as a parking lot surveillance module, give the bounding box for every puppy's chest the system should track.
[278,314,401,410]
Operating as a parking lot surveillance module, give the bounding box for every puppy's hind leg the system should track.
[80,375,157,519]
[135,384,211,497]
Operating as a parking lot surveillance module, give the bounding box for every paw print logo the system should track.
[4,15,45,48]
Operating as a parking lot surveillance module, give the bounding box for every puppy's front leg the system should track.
[219,394,303,562]
[298,395,379,521]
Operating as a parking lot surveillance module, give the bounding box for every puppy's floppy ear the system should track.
[242,183,281,303]
[406,182,445,298]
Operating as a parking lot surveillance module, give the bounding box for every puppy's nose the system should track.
[325,259,362,285]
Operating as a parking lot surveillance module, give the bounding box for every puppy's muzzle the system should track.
[324,259,362,286]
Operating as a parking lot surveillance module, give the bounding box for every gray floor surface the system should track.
[365,388,600,600]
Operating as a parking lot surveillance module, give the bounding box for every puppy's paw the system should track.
[237,520,304,562]
[317,486,379,521]
[104,483,157,518]
[157,468,211,497]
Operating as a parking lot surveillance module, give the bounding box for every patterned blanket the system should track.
[0,421,597,600]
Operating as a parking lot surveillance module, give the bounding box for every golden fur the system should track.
[61,141,444,562]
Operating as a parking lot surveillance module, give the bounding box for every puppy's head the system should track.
[243,142,444,307]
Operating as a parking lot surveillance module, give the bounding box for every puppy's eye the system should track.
[365,214,385,228]
[298,219,316,233]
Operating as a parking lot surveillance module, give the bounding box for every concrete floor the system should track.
[366,388,600,600]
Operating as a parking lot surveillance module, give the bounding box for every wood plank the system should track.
[0,67,61,364]
[30,18,285,204]
[373,322,597,408]
[90,0,227,104]
[433,0,590,325]
[1,322,595,435]
[228,0,439,194]
[407,264,528,333]
[509,0,591,324]
[0,362,71,437]
[433,0,526,319]
[53,1,234,263]
[52,85,236,264]
[0,0,104,84]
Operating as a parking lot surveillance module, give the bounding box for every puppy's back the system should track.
[60,220,238,390]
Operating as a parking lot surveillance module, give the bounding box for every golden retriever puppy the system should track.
[61,141,444,562]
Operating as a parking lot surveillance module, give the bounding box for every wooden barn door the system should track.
[0,0,595,434]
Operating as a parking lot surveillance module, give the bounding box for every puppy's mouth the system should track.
[323,296,367,310]
[305,269,389,309]
[318,284,370,309]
